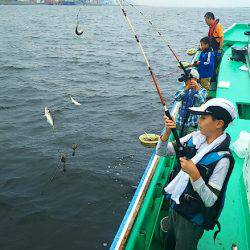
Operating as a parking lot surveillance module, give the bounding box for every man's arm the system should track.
[190,158,230,207]
[218,36,224,51]
[156,116,192,156]
[194,87,207,105]
[173,89,186,101]
[201,51,212,66]
[156,138,175,157]
[216,24,224,51]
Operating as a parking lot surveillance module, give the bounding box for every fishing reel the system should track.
[178,74,189,82]
[178,70,193,82]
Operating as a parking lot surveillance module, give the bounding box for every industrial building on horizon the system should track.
[0,0,121,5]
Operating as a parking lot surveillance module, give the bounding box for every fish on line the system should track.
[44,107,55,129]
[75,10,84,36]
[72,143,78,156]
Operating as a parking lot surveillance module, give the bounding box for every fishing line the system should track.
[48,99,80,179]
[42,114,71,191]
[117,0,184,156]
[41,152,67,195]
[157,70,179,79]
[124,0,191,78]
[50,155,63,180]
[42,110,68,187]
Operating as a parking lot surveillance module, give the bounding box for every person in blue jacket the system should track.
[193,36,215,91]
[174,68,207,136]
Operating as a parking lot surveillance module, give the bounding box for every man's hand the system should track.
[179,157,201,181]
[160,116,176,142]
[190,79,200,91]
[164,115,176,130]
[185,80,191,90]
[193,61,200,66]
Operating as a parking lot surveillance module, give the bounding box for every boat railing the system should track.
[243,140,250,213]
[247,34,250,76]
[110,100,181,250]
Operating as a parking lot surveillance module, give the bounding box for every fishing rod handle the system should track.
[164,109,185,157]
[178,61,189,76]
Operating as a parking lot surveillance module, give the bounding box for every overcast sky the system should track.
[134,0,250,7]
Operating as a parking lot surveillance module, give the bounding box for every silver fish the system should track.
[44,107,54,129]
[70,95,81,106]
[75,23,84,36]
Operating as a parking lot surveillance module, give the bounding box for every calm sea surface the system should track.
[0,5,249,249]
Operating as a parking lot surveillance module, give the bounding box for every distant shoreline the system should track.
[1,3,249,7]
[0,3,118,5]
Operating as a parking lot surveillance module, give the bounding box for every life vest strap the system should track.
[213,220,221,243]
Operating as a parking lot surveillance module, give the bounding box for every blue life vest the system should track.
[166,133,235,231]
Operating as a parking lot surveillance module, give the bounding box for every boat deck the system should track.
[200,30,250,249]
[224,23,250,44]
[111,23,250,250]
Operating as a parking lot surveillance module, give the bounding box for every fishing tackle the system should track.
[49,153,67,182]
[71,143,78,156]
[117,0,184,157]
[60,153,67,172]
[43,107,65,170]
[75,9,84,36]
[41,152,67,194]
[48,153,66,184]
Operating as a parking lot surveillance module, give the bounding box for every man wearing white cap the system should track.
[157,98,236,250]
[174,68,207,136]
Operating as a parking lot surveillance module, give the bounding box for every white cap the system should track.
[190,68,199,79]
[189,98,236,125]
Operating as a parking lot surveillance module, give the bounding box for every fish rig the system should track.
[75,9,84,36]
[41,145,80,194]
[43,0,199,185]
[43,95,82,185]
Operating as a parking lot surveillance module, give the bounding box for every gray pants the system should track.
[165,208,204,250]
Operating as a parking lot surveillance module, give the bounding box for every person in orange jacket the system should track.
[204,12,224,80]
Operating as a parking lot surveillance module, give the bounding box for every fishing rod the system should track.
[124,0,191,78]
[180,97,195,138]
[117,0,184,156]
